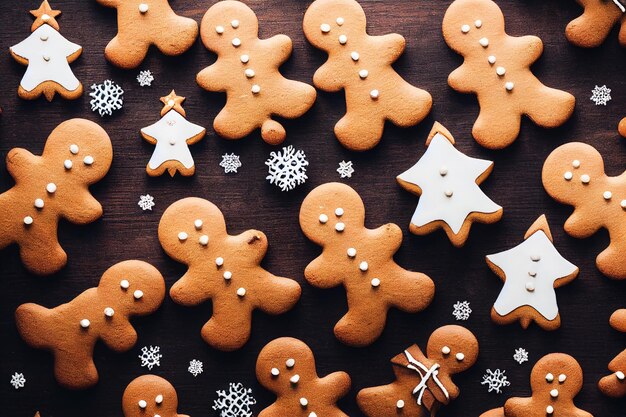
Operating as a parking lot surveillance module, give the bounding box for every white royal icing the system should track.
[10,24,81,92]
[397,132,501,234]
[141,109,205,170]
[488,229,577,321]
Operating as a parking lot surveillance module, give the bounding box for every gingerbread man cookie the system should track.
[299,183,435,347]
[619,117,626,138]
[196,1,316,145]
[397,122,502,247]
[442,0,575,149]
[96,0,198,69]
[599,309,626,397]
[303,0,432,151]
[357,325,479,417]
[159,197,301,351]
[566,0,626,48]
[542,142,626,279]
[256,337,351,417]
[10,1,83,101]
[487,215,579,331]
[15,260,165,389]
[0,119,112,275]
[123,375,189,417]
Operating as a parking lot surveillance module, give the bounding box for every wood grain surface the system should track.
[1,0,626,416]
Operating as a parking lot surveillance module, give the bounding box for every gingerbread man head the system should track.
[302,0,367,51]
[122,375,188,417]
[426,325,479,375]
[200,0,259,54]
[442,0,505,55]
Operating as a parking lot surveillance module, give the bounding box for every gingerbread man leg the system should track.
[566,0,622,48]
[201,296,253,351]
[473,101,522,149]
[359,382,428,417]
[18,231,67,276]
[105,37,150,70]
[384,82,432,129]
[523,84,576,129]
[597,243,626,280]
[335,295,389,346]
[335,106,386,151]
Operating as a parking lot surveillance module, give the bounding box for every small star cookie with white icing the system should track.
[487,215,579,331]
[123,375,189,417]
[397,122,502,247]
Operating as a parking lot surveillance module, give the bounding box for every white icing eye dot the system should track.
[496,66,506,76]
[370,89,379,99]
[133,290,144,300]
[581,174,590,184]
[240,54,250,63]
[320,23,331,33]
[271,367,280,376]
[546,405,554,415]
[178,232,188,241]
[572,160,581,168]
[70,144,79,154]
[488,55,496,64]
[339,34,348,44]
[104,307,114,317]
[347,247,357,258]
[461,24,470,33]
[300,397,308,407]
[237,287,246,297]
[216,257,224,266]
[396,400,405,409]
[545,373,554,382]
[525,282,535,292]
[335,207,344,217]
[479,37,489,47]
[531,254,541,262]
[621,200,626,209]
[439,166,448,176]
[475,19,482,28]
[80,319,90,328]
[351,51,360,61]
[251,84,261,94]
[46,183,57,193]
[564,171,573,180]
[442,346,451,355]
[335,222,345,232]
[245,69,255,78]
[138,400,147,409]
[23,216,33,225]
[445,189,454,198]
[223,271,232,280]
[359,69,369,79]
[194,219,203,229]
[120,280,130,289]
[139,3,149,13]
[616,371,625,380]
[64,159,73,169]
[319,214,328,224]
[232,38,241,47]
[199,235,209,246]
[456,353,465,361]
[216,25,224,34]
[34,198,44,209]
[550,389,559,398]
[286,358,296,368]
[231,19,240,28]
[83,156,94,165]
[155,394,163,404]
[505,82,514,91]
[603,191,612,200]
[336,17,344,25]
[371,278,381,287]
[359,261,369,271]
[290,374,300,384]
[558,374,566,383]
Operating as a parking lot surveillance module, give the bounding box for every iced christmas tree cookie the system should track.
[10,1,82,101]
[123,375,188,417]
[566,0,626,48]
[141,90,206,177]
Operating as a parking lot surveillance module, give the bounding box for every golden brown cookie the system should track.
[542,142,626,279]
[96,0,198,69]
[442,0,575,149]
[486,215,579,331]
[15,260,165,389]
[10,1,83,101]
[159,197,301,351]
[0,118,112,275]
[357,325,479,417]
[303,0,432,151]
[122,375,189,417]
[598,309,626,397]
[397,122,502,247]
[566,0,626,48]
[619,117,626,138]
[256,337,351,417]
[141,90,206,177]
[299,183,435,347]
[196,0,316,145]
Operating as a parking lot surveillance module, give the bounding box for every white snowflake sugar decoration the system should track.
[138,194,155,211]
[265,145,309,191]
[137,70,154,87]
[188,359,203,377]
[590,85,611,106]
[90,79,124,116]
[220,153,242,174]
[481,369,511,393]
[139,345,162,370]
[452,300,472,321]
[213,382,257,417]
[513,348,529,365]
[337,160,354,178]
[10,372,25,390]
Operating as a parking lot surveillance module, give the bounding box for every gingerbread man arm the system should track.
[196,62,229,92]
[6,148,37,179]
[313,59,345,92]
[564,209,602,238]
[610,309,626,332]
[372,33,406,65]
[619,18,626,46]
[503,397,534,417]
[95,0,120,8]
[263,34,293,66]
[320,371,352,403]
[60,192,103,225]
[448,64,476,94]
[513,35,543,67]
[230,230,268,262]
[99,321,138,352]
[371,223,403,256]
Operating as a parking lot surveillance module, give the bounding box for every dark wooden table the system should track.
[1,0,626,416]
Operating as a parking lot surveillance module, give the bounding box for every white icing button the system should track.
[23,216,33,225]
[34,199,44,209]
[43,55,50,62]
[347,247,357,258]
[169,138,177,146]
[564,171,573,180]
[604,191,612,200]
[64,159,73,169]
[84,156,94,165]
[528,270,537,277]
[134,290,144,300]
[290,374,300,384]
[572,160,581,168]
[581,174,590,184]
[475,19,482,28]
[546,373,554,382]
[199,235,209,246]
[240,54,250,63]
[487,56,496,65]
[155,394,163,404]
[370,89,379,99]
[335,207,344,217]
[359,69,369,79]
[309,413,317,417]
[461,24,470,33]
[456,353,465,361]
[216,25,224,34]
[46,183,57,193]
[80,319,90,328]
[445,189,454,198]
[319,214,328,224]
[251,84,261,94]
[531,254,541,262]
[237,287,246,297]
[621,200,626,209]
[216,257,224,266]
[70,144,79,154]
[139,3,149,13]
[439,166,448,176]
[351,51,359,61]
[120,280,130,289]
[40,35,48,41]
[396,400,405,409]
[616,371,625,380]
[138,400,147,409]
[525,282,535,292]
[232,38,241,47]
[178,232,188,241]
[271,368,280,376]
[496,66,506,76]
[300,397,308,407]
[558,374,566,383]
[442,346,451,355]
[231,19,240,28]
[479,37,489,47]
[223,271,232,280]
[336,17,345,25]
[194,219,203,230]
[550,389,559,398]
[42,14,50,21]
[245,69,255,78]
[335,222,345,232]
[339,34,348,44]
[505,82,514,91]
[371,278,381,287]
[104,307,114,317]
[155,415,161,417]
[286,358,296,368]
[321,23,331,33]
[359,261,369,272]
[546,405,554,415]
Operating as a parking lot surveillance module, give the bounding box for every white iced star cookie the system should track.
[397,123,502,247]
[487,215,579,331]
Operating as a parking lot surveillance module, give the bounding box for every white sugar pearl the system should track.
[80,319,90,328]
[46,183,57,193]
[371,278,381,287]
[505,82,514,91]
[309,413,317,417]
[120,280,130,289]
[564,171,573,180]
[439,166,448,176]
[396,400,405,409]
[336,17,344,25]
[155,394,163,404]
[34,198,44,209]
[526,282,535,292]
[134,290,143,300]
[488,55,496,64]
[347,248,357,258]
[42,14,50,21]
[550,389,559,398]
[169,138,177,146]
[23,216,33,225]
[321,23,331,33]
[546,373,554,382]
[319,214,328,224]
[232,38,241,47]
[199,235,209,246]
[351,51,359,61]
[546,405,554,415]
[616,371,625,380]
[271,368,280,376]
[572,160,581,168]
[139,3,149,13]
[104,307,114,317]
[168,100,175,107]
[251,84,261,94]
[475,19,482,28]
[40,35,48,41]
[245,69,255,78]
[359,261,369,271]
[70,144,79,154]
[604,191,612,200]
[231,19,240,28]
[621,200,626,209]
[223,271,232,280]
[528,270,537,277]
[286,358,296,368]
[370,89,379,99]
[359,69,369,79]
[237,287,246,297]
[138,400,147,409]
[43,55,50,62]
[83,156,94,165]
[216,257,224,266]
[445,189,454,198]
[456,352,465,361]
[335,207,344,217]
[216,25,224,34]
[581,174,590,184]
[479,37,489,47]
[240,54,249,63]
[531,254,541,262]
[300,397,308,407]
[461,24,470,33]
[178,232,188,241]
[194,219,203,229]
[339,34,347,44]
[64,159,73,169]
[558,374,566,383]
[335,222,345,232]
[442,346,451,355]
[496,66,506,76]
[290,374,300,384]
